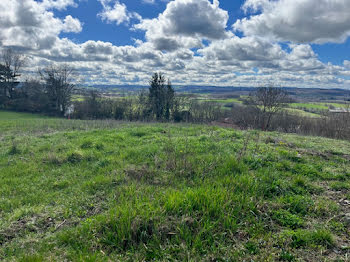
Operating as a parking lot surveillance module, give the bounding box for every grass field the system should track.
[0,111,350,261]
[284,108,322,118]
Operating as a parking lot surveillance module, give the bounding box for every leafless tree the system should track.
[39,64,77,116]
[0,49,26,98]
[248,86,288,131]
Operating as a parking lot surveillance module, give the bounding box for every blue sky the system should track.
[1,0,350,88]
[57,0,247,46]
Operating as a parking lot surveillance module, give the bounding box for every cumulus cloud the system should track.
[40,0,78,10]
[0,0,82,50]
[134,0,230,51]
[344,60,350,69]
[62,15,83,33]
[234,0,350,43]
[98,0,141,25]
[1,0,350,88]
[199,36,285,63]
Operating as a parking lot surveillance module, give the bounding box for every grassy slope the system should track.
[0,111,350,261]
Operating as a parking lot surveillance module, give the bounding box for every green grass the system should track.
[0,110,48,120]
[0,111,350,261]
[284,108,321,118]
[288,103,329,110]
[287,102,349,112]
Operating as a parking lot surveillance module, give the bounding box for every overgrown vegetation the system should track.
[0,111,349,261]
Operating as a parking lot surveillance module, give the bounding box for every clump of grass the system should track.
[52,180,70,190]
[330,182,350,190]
[19,254,45,262]
[95,142,104,150]
[245,241,260,255]
[43,152,64,165]
[66,150,84,163]
[8,138,21,155]
[273,210,304,229]
[279,195,313,215]
[130,130,147,137]
[279,250,296,261]
[125,165,154,182]
[313,198,339,217]
[282,229,334,248]
[80,140,93,149]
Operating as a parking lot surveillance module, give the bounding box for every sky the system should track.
[1,0,350,88]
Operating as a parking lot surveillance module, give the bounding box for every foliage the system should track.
[148,72,175,121]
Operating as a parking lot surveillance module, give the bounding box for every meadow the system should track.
[0,111,350,261]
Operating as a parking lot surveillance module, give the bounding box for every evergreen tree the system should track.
[148,73,175,121]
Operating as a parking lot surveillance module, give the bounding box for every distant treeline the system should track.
[1,48,350,141]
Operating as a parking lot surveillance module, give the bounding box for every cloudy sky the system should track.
[1,0,350,88]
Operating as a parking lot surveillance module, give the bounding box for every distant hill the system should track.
[82,84,350,101]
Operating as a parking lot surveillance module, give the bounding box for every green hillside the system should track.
[0,111,349,261]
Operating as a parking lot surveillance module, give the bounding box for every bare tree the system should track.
[248,86,288,131]
[39,64,76,116]
[0,49,26,99]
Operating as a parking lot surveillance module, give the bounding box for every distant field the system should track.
[0,110,48,120]
[284,108,322,118]
[206,98,243,104]
[0,112,349,261]
[197,97,349,117]
[288,102,349,111]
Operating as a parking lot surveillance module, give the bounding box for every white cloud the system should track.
[134,0,230,51]
[142,0,155,4]
[62,15,83,33]
[98,0,141,25]
[344,60,350,69]
[234,0,350,43]
[40,0,77,10]
[199,36,285,63]
[0,0,82,50]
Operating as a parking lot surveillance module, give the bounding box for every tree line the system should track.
[0,49,77,116]
[1,48,350,140]
[0,49,222,122]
